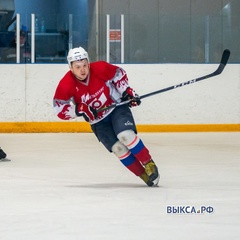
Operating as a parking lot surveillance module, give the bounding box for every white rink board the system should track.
[0,63,239,124]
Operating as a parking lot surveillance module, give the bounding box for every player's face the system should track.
[71,59,89,81]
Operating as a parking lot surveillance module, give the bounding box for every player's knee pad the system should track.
[111,140,128,158]
[117,130,136,146]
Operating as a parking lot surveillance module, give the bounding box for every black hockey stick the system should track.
[97,49,230,113]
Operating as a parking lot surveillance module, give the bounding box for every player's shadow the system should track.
[0,158,11,162]
[67,183,159,188]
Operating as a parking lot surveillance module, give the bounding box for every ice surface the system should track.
[0,132,240,240]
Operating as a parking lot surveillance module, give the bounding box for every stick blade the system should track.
[221,49,231,65]
[215,49,230,75]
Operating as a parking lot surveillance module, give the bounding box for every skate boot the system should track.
[140,171,154,187]
[144,160,160,186]
[0,148,7,159]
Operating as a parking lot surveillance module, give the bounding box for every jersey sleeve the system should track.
[53,77,77,120]
[98,61,130,95]
[53,98,76,120]
[110,65,130,95]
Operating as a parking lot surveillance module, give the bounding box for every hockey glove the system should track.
[122,87,141,107]
[75,103,98,122]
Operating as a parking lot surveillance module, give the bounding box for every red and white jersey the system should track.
[53,61,130,124]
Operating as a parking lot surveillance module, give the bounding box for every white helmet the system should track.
[67,47,89,66]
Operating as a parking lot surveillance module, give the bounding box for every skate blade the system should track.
[152,174,160,186]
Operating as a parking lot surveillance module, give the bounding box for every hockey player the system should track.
[0,147,7,159]
[53,47,160,186]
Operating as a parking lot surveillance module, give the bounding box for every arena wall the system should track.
[0,63,239,132]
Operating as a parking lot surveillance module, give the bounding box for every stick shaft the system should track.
[141,49,230,99]
[97,49,230,113]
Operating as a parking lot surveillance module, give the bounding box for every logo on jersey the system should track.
[81,88,107,109]
[125,121,133,126]
[92,92,107,108]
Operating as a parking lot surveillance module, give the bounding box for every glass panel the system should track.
[32,13,69,63]
[0,13,88,64]
[0,13,31,63]
[0,0,239,64]
[96,0,239,64]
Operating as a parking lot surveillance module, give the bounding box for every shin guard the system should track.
[112,141,145,176]
[117,130,152,165]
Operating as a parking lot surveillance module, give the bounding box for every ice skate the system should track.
[140,171,154,187]
[0,148,7,159]
[144,160,160,186]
